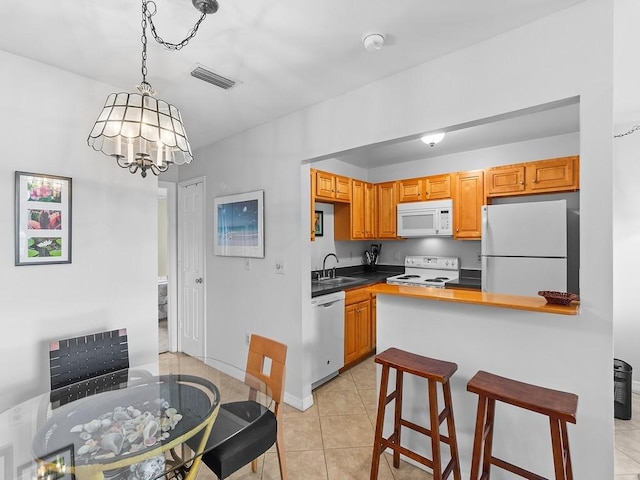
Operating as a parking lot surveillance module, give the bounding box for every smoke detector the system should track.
[363,33,385,52]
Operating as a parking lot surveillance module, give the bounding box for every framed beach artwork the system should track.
[214,190,264,258]
[15,172,72,266]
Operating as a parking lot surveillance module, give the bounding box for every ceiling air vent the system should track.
[190,66,236,90]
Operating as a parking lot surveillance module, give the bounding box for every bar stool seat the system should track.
[370,347,461,480]
[467,370,578,480]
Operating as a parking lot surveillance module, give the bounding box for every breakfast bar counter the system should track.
[372,284,600,479]
[369,283,579,315]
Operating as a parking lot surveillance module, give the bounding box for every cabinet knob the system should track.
[520,181,524,185]
[532,179,537,183]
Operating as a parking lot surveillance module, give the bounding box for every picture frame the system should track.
[36,445,75,480]
[15,172,72,266]
[314,210,324,237]
[214,190,264,258]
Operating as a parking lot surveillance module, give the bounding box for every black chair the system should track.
[48,328,130,407]
[191,334,288,479]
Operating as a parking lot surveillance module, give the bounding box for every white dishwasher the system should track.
[309,290,345,389]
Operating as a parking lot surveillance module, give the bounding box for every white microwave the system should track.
[397,199,453,237]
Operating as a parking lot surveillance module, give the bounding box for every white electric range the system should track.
[386,255,460,288]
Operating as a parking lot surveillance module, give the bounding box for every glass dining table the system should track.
[0,353,272,480]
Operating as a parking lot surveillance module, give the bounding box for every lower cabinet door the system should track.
[344,304,359,365]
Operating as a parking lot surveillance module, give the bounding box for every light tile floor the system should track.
[193,356,429,480]
[615,393,640,479]
[181,352,638,480]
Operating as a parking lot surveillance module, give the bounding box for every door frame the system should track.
[159,181,178,352]
[177,176,207,356]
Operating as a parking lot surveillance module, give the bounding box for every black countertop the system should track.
[311,265,402,298]
[445,269,482,290]
[311,266,482,297]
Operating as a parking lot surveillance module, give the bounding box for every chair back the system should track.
[49,328,129,390]
[245,334,287,408]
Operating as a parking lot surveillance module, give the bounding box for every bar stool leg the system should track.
[470,395,496,480]
[550,417,573,480]
[393,370,404,468]
[561,421,573,480]
[442,380,461,480]
[370,364,390,480]
[428,379,443,480]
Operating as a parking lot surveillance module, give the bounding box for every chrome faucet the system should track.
[322,253,339,279]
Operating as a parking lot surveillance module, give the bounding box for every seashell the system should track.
[84,419,101,433]
[172,413,182,423]
[161,432,170,440]
[79,432,92,441]
[78,444,99,456]
[129,443,142,452]
[143,420,158,442]
[127,431,140,443]
[70,424,83,433]
[144,436,157,447]
[162,401,169,409]
[165,407,177,417]
[101,432,124,455]
[101,419,112,428]
[113,410,131,421]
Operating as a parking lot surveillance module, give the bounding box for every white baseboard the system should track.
[284,391,314,412]
[632,380,640,394]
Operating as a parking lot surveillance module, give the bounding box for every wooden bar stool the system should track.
[370,347,461,480]
[467,370,578,480]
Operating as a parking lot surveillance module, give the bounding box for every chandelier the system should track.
[87,0,218,178]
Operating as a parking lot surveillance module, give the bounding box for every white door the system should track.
[178,179,205,357]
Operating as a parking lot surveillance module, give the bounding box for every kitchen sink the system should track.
[313,276,365,287]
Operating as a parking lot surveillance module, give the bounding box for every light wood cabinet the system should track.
[344,288,373,366]
[424,174,451,200]
[453,170,485,240]
[398,177,423,203]
[526,156,579,193]
[335,179,376,240]
[370,296,377,352]
[399,174,452,203]
[377,181,398,239]
[313,169,351,202]
[485,156,579,197]
[364,182,376,238]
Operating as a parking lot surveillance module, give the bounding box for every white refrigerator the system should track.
[481,200,567,296]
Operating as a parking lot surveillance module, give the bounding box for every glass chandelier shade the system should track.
[88,86,193,177]
[86,0,217,178]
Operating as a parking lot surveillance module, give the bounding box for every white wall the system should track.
[0,51,159,411]
[613,120,640,390]
[181,1,613,476]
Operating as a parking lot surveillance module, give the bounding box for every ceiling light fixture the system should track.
[420,132,446,147]
[87,0,218,178]
[363,33,385,52]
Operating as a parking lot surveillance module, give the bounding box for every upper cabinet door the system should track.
[526,156,578,193]
[453,170,484,240]
[335,175,352,201]
[424,174,451,200]
[315,170,335,200]
[398,178,423,203]
[377,182,397,239]
[485,164,526,196]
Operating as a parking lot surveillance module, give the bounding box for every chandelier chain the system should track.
[140,1,149,84]
[614,125,640,138]
[144,0,207,51]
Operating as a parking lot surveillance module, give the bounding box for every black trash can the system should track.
[614,358,632,420]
